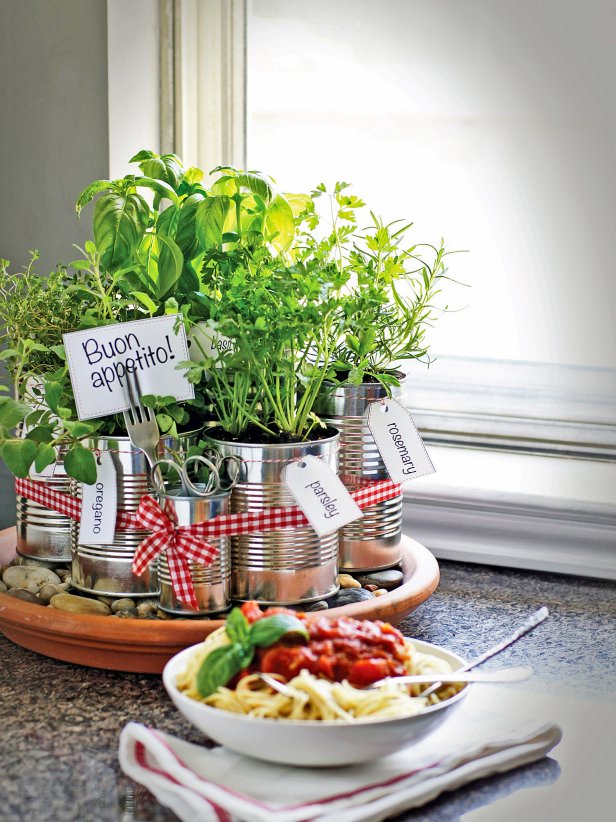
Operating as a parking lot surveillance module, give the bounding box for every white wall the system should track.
[0,0,160,528]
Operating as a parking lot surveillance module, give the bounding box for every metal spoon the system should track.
[256,665,532,697]
[368,664,532,688]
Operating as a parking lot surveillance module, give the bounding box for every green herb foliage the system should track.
[297,183,462,389]
[196,607,309,698]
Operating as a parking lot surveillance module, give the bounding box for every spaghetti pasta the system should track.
[177,618,463,721]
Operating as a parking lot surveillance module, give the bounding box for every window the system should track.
[163,0,616,577]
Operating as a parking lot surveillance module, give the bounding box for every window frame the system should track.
[160,0,616,580]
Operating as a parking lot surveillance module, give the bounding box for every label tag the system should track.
[284,455,362,537]
[78,451,117,545]
[188,322,234,365]
[367,398,435,482]
[63,315,194,420]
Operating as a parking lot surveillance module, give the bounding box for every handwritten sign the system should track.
[63,315,194,420]
[188,322,234,365]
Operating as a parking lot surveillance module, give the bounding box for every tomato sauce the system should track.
[240,601,409,687]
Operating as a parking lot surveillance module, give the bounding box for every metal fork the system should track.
[122,371,160,469]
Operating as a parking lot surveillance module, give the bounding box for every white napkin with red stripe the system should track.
[118,687,561,822]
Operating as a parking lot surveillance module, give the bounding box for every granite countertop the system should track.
[1,560,614,821]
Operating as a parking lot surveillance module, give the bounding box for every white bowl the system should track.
[163,639,469,766]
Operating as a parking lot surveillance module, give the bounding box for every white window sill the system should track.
[402,446,616,580]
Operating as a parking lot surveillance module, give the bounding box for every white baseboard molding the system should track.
[402,494,616,580]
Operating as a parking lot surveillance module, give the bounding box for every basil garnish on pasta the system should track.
[196,608,309,697]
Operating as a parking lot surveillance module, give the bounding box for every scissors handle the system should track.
[182,455,221,496]
[149,459,190,496]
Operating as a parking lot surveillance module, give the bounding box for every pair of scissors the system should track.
[150,454,241,498]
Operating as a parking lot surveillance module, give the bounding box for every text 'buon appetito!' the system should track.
[63,315,194,420]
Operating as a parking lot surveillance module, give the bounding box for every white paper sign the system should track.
[188,322,234,365]
[367,398,435,482]
[284,455,362,537]
[63,315,194,420]
[78,450,117,545]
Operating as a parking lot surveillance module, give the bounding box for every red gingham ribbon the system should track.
[14,476,402,607]
[132,495,219,609]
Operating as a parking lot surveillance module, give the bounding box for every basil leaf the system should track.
[196,644,245,698]
[225,606,251,646]
[249,614,309,648]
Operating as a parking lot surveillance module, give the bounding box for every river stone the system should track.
[136,599,158,617]
[337,573,361,589]
[327,587,374,607]
[49,593,112,616]
[7,588,41,605]
[373,588,388,597]
[0,580,7,594]
[357,570,403,590]
[308,600,329,611]
[2,567,28,589]
[111,598,136,613]
[23,568,62,593]
[114,608,138,618]
[38,584,59,604]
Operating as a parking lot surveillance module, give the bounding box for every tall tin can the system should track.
[157,488,231,616]
[316,380,404,572]
[70,431,200,598]
[206,428,340,605]
[16,445,72,564]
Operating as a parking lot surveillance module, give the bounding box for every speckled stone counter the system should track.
[1,560,614,821]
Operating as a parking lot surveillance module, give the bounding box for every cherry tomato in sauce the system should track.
[253,611,408,687]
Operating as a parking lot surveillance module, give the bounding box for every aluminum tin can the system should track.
[71,431,200,598]
[316,381,404,571]
[206,429,340,605]
[16,446,72,564]
[157,487,231,615]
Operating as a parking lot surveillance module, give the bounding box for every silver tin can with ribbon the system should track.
[71,431,200,598]
[205,428,340,605]
[16,445,72,564]
[316,381,404,572]
[157,488,231,616]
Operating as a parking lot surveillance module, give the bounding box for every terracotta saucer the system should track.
[0,527,439,673]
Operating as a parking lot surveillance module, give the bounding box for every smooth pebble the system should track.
[0,580,7,594]
[111,598,136,614]
[308,600,329,611]
[328,588,374,607]
[337,573,361,589]
[357,569,403,590]
[373,588,388,597]
[7,588,41,605]
[49,593,111,616]
[136,600,158,617]
[38,584,59,604]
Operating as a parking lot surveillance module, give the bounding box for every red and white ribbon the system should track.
[14,476,403,608]
[132,495,219,609]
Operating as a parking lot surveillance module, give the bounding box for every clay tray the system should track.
[0,527,439,673]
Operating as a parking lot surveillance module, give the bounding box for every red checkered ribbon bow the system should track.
[132,495,219,609]
[15,476,403,608]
